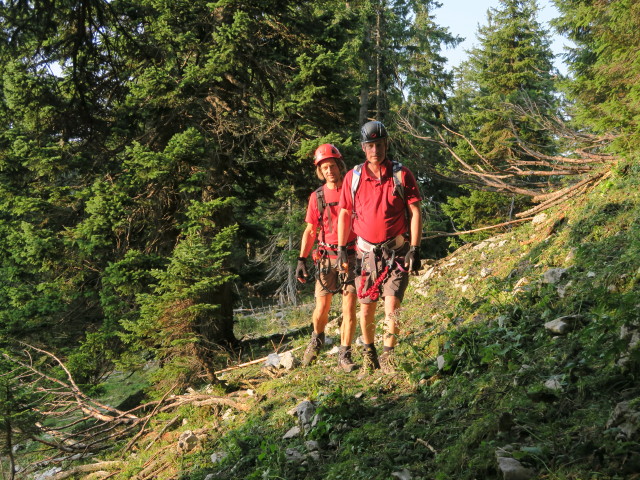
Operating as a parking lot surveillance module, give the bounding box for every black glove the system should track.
[336,246,348,273]
[296,257,309,282]
[405,245,421,275]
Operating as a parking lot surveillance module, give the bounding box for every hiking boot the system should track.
[379,350,397,374]
[338,346,357,373]
[357,344,380,379]
[302,332,325,366]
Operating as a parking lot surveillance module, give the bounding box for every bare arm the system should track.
[408,202,422,247]
[299,223,317,258]
[337,208,352,247]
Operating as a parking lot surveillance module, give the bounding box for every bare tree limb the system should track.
[397,103,619,218]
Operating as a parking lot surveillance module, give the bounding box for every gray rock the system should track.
[496,456,535,480]
[606,401,640,440]
[544,315,583,335]
[544,318,571,335]
[305,440,320,452]
[557,280,573,298]
[264,353,281,368]
[283,426,301,439]
[391,468,412,480]
[177,430,199,453]
[296,400,316,426]
[544,377,564,391]
[542,268,568,284]
[210,451,227,464]
[285,448,305,463]
[279,351,298,370]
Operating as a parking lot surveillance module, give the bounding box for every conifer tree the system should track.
[444,0,558,237]
[553,0,640,150]
[0,0,365,383]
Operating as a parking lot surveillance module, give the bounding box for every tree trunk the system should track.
[359,87,369,125]
[375,5,382,120]
[4,418,15,480]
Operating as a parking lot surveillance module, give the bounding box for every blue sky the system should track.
[433,0,572,75]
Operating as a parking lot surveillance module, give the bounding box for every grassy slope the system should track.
[109,158,640,480]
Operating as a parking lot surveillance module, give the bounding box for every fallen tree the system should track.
[398,100,618,220]
[1,343,254,478]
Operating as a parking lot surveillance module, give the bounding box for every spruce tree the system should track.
[0,0,366,384]
[553,0,640,150]
[444,0,559,238]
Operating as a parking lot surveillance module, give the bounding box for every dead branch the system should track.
[143,415,181,452]
[517,170,611,218]
[423,217,534,240]
[160,394,251,412]
[397,104,619,218]
[2,343,252,463]
[47,461,124,480]
[123,382,179,452]
[214,345,303,374]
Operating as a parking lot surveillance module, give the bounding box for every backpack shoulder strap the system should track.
[391,160,405,202]
[350,163,364,213]
[315,186,325,223]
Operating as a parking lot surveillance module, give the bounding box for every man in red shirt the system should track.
[337,121,422,375]
[296,144,359,372]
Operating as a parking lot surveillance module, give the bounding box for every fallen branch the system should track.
[416,438,438,454]
[423,217,534,240]
[48,461,124,480]
[214,346,303,374]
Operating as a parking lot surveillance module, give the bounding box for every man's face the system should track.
[319,158,340,183]
[362,139,387,164]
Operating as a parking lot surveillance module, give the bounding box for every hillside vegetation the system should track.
[21,157,639,480]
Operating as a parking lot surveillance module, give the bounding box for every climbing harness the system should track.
[314,186,356,293]
[356,236,408,301]
[312,242,355,295]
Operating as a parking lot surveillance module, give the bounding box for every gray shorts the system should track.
[356,242,409,303]
[314,253,357,297]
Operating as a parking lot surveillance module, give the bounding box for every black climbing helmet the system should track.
[361,120,388,143]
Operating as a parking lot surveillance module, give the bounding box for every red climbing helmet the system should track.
[313,143,342,166]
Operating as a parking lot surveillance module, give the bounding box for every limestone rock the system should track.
[283,426,301,439]
[177,430,199,453]
[496,455,535,480]
[606,401,640,440]
[542,268,568,284]
[210,451,227,464]
[544,315,583,335]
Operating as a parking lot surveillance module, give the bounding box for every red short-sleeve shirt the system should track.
[339,159,421,244]
[305,184,357,246]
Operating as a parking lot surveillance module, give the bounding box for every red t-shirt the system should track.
[339,159,421,244]
[305,184,357,246]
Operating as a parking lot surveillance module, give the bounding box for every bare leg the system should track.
[360,301,378,344]
[340,291,357,346]
[383,295,401,348]
[312,293,333,334]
